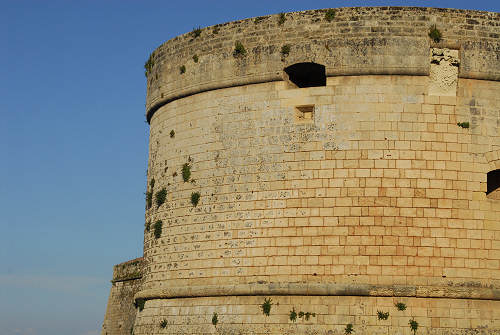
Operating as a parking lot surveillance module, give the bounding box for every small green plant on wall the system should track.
[261,297,272,316]
[344,323,354,334]
[304,312,315,321]
[182,163,191,182]
[192,54,199,63]
[153,220,163,238]
[281,45,290,57]
[179,65,186,74]
[289,308,297,322]
[278,12,286,25]
[170,129,175,138]
[395,302,407,311]
[212,312,218,326]
[457,121,470,128]
[325,9,336,22]
[409,318,419,335]
[159,319,168,328]
[191,192,201,207]
[155,188,167,208]
[146,177,155,209]
[298,311,316,321]
[254,16,265,24]
[192,26,201,38]
[233,41,246,57]
[146,191,153,209]
[429,25,442,42]
[377,310,389,320]
[144,53,154,77]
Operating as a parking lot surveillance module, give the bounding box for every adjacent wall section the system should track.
[102,258,143,335]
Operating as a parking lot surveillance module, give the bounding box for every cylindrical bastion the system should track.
[119,6,500,335]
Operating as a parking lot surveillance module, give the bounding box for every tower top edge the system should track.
[144,6,500,123]
[157,7,499,49]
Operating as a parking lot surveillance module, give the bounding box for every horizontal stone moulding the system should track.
[134,282,500,302]
[111,274,142,283]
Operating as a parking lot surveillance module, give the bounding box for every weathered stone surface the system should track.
[103,6,500,335]
[144,7,500,122]
[102,258,144,335]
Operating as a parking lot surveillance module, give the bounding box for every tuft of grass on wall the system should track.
[191,192,201,207]
[182,163,191,182]
[233,41,246,57]
[409,318,419,335]
[278,12,286,26]
[192,27,201,38]
[304,312,315,321]
[395,302,407,311]
[153,220,163,239]
[344,323,354,334]
[144,53,154,77]
[159,319,168,328]
[254,16,265,24]
[146,191,153,209]
[281,45,290,57]
[377,310,390,320]
[429,25,442,42]
[325,9,336,22]
[155,188,167,208]
[261,297,272,316]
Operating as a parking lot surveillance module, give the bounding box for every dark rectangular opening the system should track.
[487,169,500,195]
[284,62,326,88]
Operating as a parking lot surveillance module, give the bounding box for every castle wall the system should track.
[109,6,500,335]
[136,73,500,333]
[102,258,143,335]
[133,295,500,335]
[143,75,500,293]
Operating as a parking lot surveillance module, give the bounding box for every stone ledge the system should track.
[111,275,142,284]
[134,282,500,302]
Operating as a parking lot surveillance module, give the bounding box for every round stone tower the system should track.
[135,7,500,335]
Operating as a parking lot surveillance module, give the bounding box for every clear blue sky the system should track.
[0,1,498,335]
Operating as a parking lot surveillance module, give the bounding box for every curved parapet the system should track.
[145,7,500,123]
